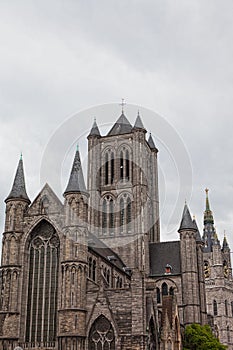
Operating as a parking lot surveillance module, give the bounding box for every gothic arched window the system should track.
[111,152,114,184]
[102,199,107,232]
[109,199,114,229]
[119,147,131,182]
[119,194,132,234]
[225,300,228,316]
[156,287,161,303]
[231,301,233,317]
[105,153,109,185]
[227,326,230,343]
[120,198,124,231]
[88,315,115,350]
[102,196,115,235]
[25,220,59,344]
[213,300,218,316]
[162,282,168,296]
[126,197,132,231]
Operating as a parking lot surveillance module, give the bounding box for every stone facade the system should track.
[0,112,231,349]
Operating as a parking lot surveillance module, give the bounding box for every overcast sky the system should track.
[1,1,233,250]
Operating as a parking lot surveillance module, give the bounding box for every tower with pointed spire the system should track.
[178,203,206,325]
[0,155,31,347]
[59,146,89,348]
[202,189,233,348]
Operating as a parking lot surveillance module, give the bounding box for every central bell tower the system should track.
[87,111,160,272]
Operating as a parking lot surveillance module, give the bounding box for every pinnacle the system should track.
[88,119,101,137]
[178,203,196,232]
[148,134,158,151]
[64,148,88,196]
[5,156,30,203]
[133,111,146,130]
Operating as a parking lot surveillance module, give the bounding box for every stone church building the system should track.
[0,111,232,349]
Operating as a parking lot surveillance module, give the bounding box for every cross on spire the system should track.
[119,98,126,114]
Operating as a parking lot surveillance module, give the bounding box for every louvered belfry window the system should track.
[25,220,59,343]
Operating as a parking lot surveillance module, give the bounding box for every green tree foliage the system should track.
[183,324,227,350]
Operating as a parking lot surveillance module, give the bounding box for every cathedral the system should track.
[0,111,232,350]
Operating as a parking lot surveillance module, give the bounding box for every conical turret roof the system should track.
[193,217,202,242]
[133,111,146,130]
[222,234,230,250]
[64,147,88,196]
[88,119,101,137]
[107,113,132,136]
[178,203,196,232]
[5,155,30,203]
[148,134,158,151]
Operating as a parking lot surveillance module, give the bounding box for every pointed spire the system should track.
[213,228,220,246]
[222,233,230,250]
[178,203,196,232]
[193,216,202,242]
[133,111,146,131]
[204,188,214,225]
[148,133,158,152]
[107,113,132,136]
[5,155,30,203]
[64,147,88,196]
[88,118,101,137]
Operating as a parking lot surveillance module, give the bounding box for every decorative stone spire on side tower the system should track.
[88,118,101,137]
[133,111,146,131]
[148,133,158,152]
[193,216,202,242]
[64,146,88,195]
[5,155,30,203]
[222,234,230,251]
[178,203,196,232]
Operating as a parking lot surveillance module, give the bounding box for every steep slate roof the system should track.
[193,218,202,242]
[148,134,158,151]
[178,203,196,232]
[88,232,128,273]
[133,112,146,130]
[107,113,132,136]
[149,241,181,276]
[64,147,88,195]
[5,156,30,203]
[88,119,101,137]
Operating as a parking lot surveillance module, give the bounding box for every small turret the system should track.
[222,234,230,252]
[178,203,196,233]
[4,155,30,233]
[133,111,146,132]
[88,118,101,138]
[5,154,30,204]
[64,146,88,196]
[179,203,203,325]
[148,133,158,152]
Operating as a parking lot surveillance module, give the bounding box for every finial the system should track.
[205,188,209,196]
[94,117,96,122]
[137,110,140,117]
[119,98,126,114]
[193,215,196,220]
[185,199,187,205]
[76,144,79,151]
[20,152,23,160]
